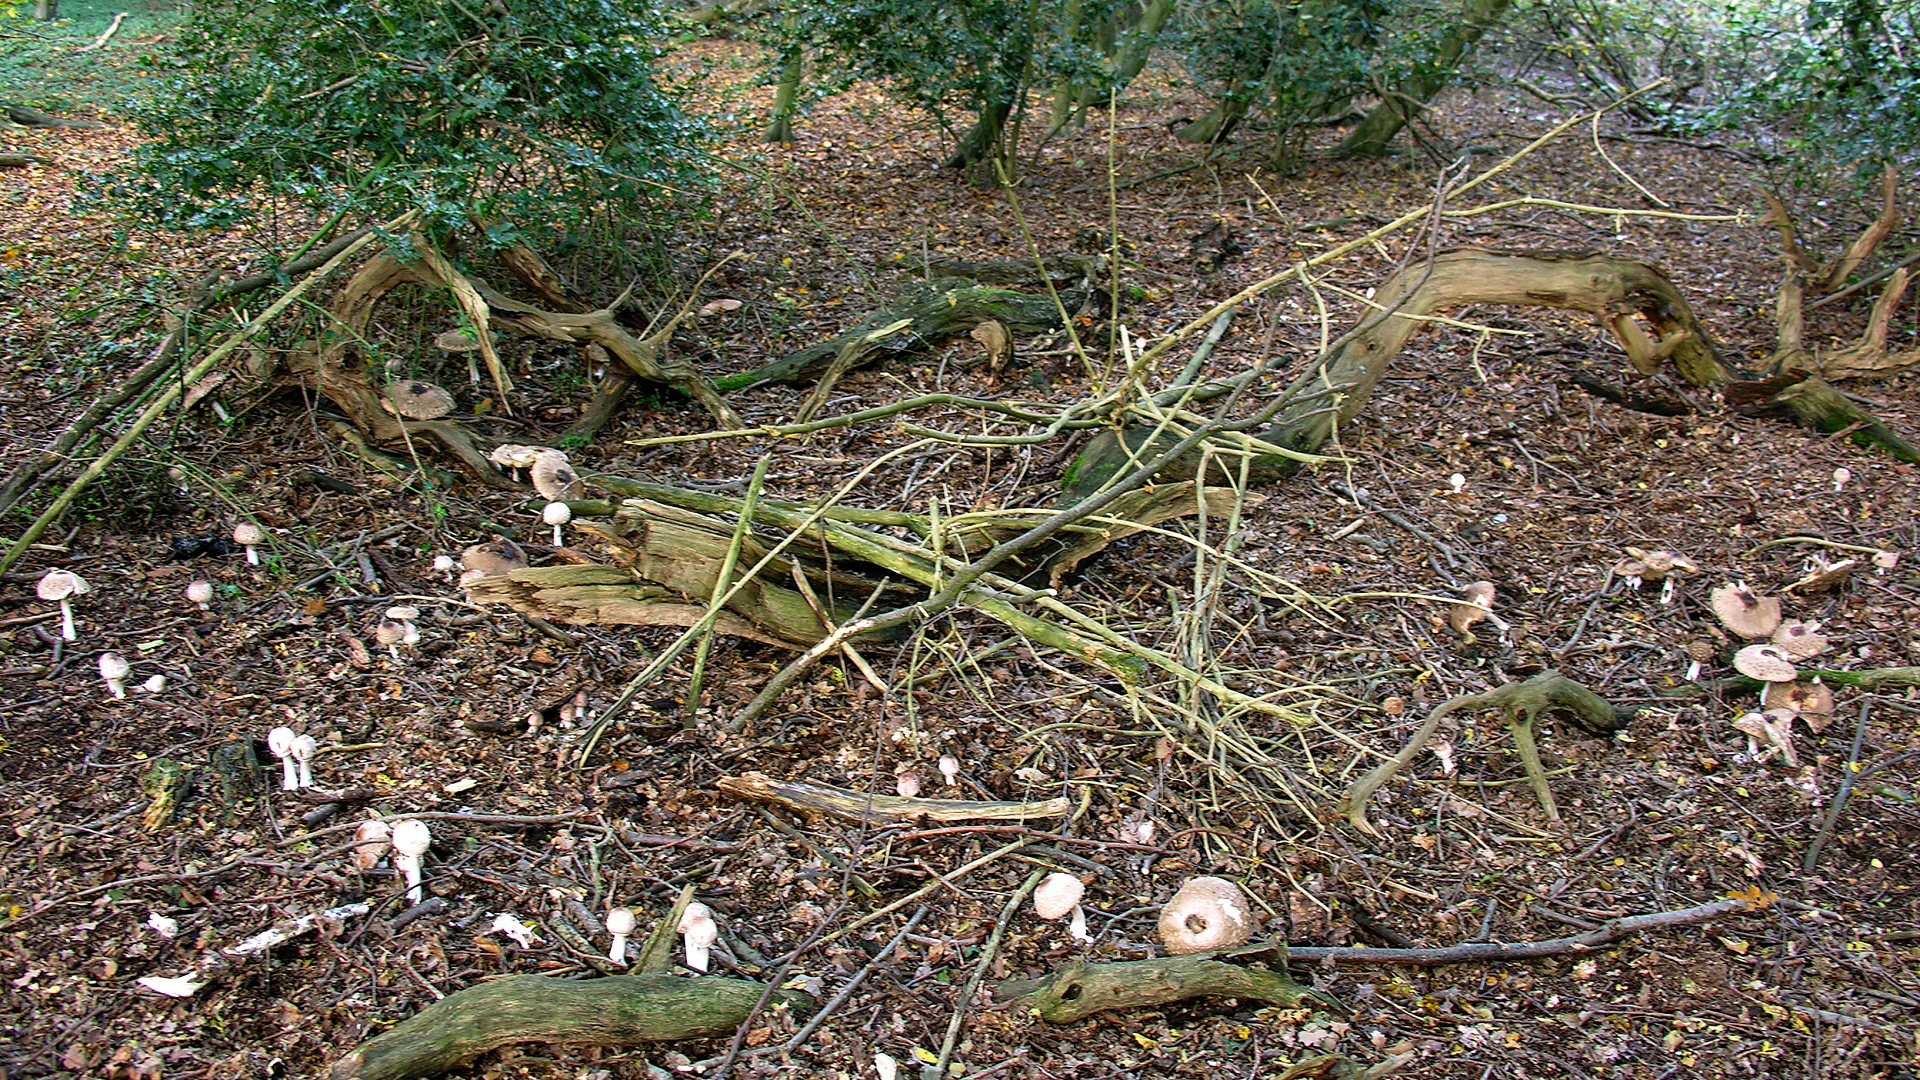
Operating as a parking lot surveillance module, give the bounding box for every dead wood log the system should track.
[993,943,1330,1022]
[1064,247,1726,501]
[327,973,815,1080]
[722,282,1079,390]
[717,771,1069,824]
[0,152,50,168]
[6,104,104,129]
[1723,371,1920,461]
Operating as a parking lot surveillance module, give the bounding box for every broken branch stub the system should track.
[993,944,1331,1023]
[1064,248,1727,501]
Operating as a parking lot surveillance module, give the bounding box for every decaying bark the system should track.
[993,944,1330,1022]
[328,973,815,1080]
[1065,247,1727,501]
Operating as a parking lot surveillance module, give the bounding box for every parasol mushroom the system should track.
[233,522,266,566]
[186,580,214,611]
[1771,620,1829,660]
[1710,583,1783,640]
[1033,871,1093,943]
[385,380,456,421]
[37,569,90,641]
[1733,643,1798,683]
[530,450,585,502]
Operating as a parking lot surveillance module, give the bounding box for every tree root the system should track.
[1340,671,1620,834]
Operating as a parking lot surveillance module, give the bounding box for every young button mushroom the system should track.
[391,819,432,902]
[267,725,300,791]
[375,619,408,661]
[938,754,962,787]
[352,819,392,872]
[1711,582,1782,640]
[679,901,717,972]
[233,523,266,566]
[606,906,636,965]
[543,502,572,547]
[185,580,214,612]
[1033,871,1093,944]
[1684,640,1716,682]
[1157,876,1255,955]
[36,569,90,642]
[289,734,318,789]
[1628,548,1699,604]
[895,771,922,798]
[98,652,130,699]
[435,329,494,385]
[431,554,456,582]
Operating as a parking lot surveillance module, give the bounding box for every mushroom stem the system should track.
[1068,904,1092,944]
[59,598,75,642]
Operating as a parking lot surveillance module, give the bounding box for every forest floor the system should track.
[2,26,1919,1080]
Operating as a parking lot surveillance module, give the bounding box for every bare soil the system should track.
[2,39,1917,1080]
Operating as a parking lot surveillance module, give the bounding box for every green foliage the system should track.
[1690,0,1919,187]
[96,0,709,237]
[0,0,176,114]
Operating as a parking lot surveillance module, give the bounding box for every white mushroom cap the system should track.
[542,502,573,527]
[375,620,407,646]
[938,754,961,785]
[606,907,636,936]
[530,451,584,502]
[679,901,717,972]
[1157,876,1255,955]
[36,568,89,602]
[1032,872,1086,921]
[289,734,318,788]
[895,772,921,798]
[186,580,214,608]
[352,819,392,871]
[267,725,300,791]
[384,605,420,622]
[391,818,431,858]
[1711,583,1783,640]
[385,380,456,420]
[99,652,130,698]
[37,569,89,641]
[232,523,265,546]
[1734,643,1799,682]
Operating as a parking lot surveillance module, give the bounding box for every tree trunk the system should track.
[764,14,804,144]
[1334,0,1513,158]
[34,0,56,19]
[944,96,1017,185]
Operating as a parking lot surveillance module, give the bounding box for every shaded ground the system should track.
[2,33,1919,1080]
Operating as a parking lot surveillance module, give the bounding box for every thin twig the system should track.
[935,870,1043,1078]
[1803,701,1873,874]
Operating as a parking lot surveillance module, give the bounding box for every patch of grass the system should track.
[0,0,177,116]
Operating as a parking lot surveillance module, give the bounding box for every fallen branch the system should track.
[716,772,1068,825]
[77,10,127,50]
[0,152,50,167]
[327,973,817,1080]
[136,901,370,998]
[1284,894,1764,965]
[1340,670,1620,834]
[994,943,1332,1022]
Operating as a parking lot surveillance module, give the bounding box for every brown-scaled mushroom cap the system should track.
[530,450,585,502]
[461,539,528,579]
[1770,620,1829,660]
[36,568,88,603]
[1448,581,1496,636]
[1627,547,1699,579]
[386,380,456,420]
[488,444,548,471]
[1156,876,1254,955]
[1764,678,1835,715]
[1710,583,1783,640]
[1733,643,1798,682]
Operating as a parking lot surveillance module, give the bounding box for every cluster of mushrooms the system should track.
[1033,872,1258,954]
[1708,581,1844,767]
